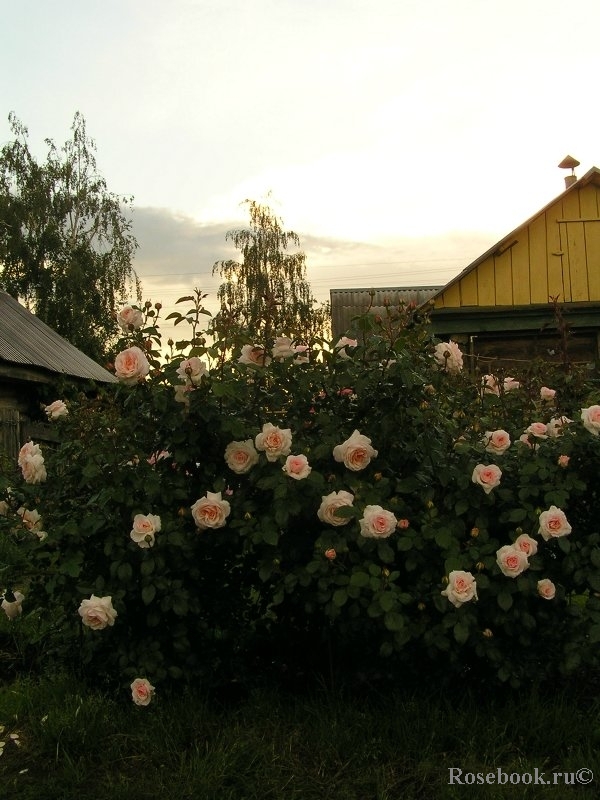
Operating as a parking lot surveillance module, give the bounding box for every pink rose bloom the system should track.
[481,374,500,395]
[78,595,118,630]
[45,400,68,420]
[255,423,293,462]
[333,430,378,471]
[514,533,538,557]
[114,346,150,386]
[359,505,397,539]
[540,386,556,402]
[433,340,463,374]
[471,463,502,494]
[147,450,171,466]
[18,441,41,467]
[334,336,358,359]
[441,570,478,607]
[581,405,600,436]
[191,491,231,530]
[496,545,530,577]
[176,357,208,386]
[525,422,548,440]
[20,453,47,484]
[293,345,310,364]
[483,430,511,455]
[238,344,271,367]
[537,579,556,600]
[1,591,25,620]
[317,490,354,526]
[130,513,161,548]
[503,377,520,392]
[547,416,573,437]
[324,548,337,561]
[17,506,42,532]
[117,305,144,331]
[538,505,571,541]
[518,433,539,451]
[131,678,155,706]
[558,454,570,468]
[224,440,259,474]
[398,518,410,530]
[272,336,296,359]
[282,454,312,480]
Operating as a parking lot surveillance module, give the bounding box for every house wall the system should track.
[435,183,600,309]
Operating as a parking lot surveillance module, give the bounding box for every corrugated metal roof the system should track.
[0,291,117,383]
[330,286,442,339]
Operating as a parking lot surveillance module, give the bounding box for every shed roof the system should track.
[330,286,442,338]
[0,291,117,383]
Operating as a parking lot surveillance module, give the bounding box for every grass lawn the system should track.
[1,671,599,799]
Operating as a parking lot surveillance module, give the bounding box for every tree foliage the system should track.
[212,199,330,344]
[0,112,140,361]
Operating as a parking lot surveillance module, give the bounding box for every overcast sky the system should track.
[2,0,599,338]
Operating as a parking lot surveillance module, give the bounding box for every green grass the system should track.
[1,673,600,799]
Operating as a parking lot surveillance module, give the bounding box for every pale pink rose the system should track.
[359,505,397,539]
[191,492,231,530]
[282,454,312,480]
[272,336,296,359]
[503,377,520,392]
[547,416,572,437]
[224,440,259,474]
[324,548,337,560]
[538,505,571,541]
[114,346,150,386]
[518,433,539,451]
[398,518,410,530]
[496,545,530,577]
[255,423,292,462]
[117,305,144,332]
[293,345,310,364]
[471,463,502,494]
[514,533,538,557]
[483,430,511,455]
[317,490,354,526]
[176,357,208,386]
[433,340,463,374]
[78,595,117,630]
[44,400,68,420]
[238,344,271,367]
[147,450,171,466]
[1,590,25,620]
[130,513,161,548]
[17,506,42,533]
[20,453,47,484]
[581,405,600,436]
[525,422,548,440]
[131,678,155,706]
[558,454,570,468]
[333,430,378,472]
[537,579,556,600]
[441,570,478,607]
[334,336,358,359]
[174,383,194,405]
[540,386,556,402]
[481,374,500,395]
[0,500,9,516]
[18,441,41,467]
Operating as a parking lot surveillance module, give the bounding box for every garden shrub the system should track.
[2,297,600,696]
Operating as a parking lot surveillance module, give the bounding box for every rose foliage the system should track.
[3,296,600,693]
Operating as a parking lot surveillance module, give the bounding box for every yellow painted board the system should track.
[565,222,589,301]
[438,282,461,308]
[511,229,530,305]
[585,221,600,300]
[529,214,549,303]
[579,185,599,218]
[560,193,581,301]
[494,251,513,305]
[459,268,478,305]
[477,258,496,305]
[547,201,567,301]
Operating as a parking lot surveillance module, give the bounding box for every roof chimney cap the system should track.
[558,155,580,171]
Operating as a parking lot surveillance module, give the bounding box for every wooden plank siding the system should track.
[434,170,600,311]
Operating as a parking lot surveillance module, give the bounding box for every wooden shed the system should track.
[428,165,600,369]
[0,290,116,461]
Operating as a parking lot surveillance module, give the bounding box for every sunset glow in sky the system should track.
[2,0,600,333]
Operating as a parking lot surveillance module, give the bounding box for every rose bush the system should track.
[3,294,600,696]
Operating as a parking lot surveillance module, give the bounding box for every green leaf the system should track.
[497,590,513,611]
[377,542,395,563]
[349,571,370,588]
[142,584,156,605]
[379,592,396,612]
[140,558,155,577]
[383,611,404,631]
[453,621,469,644]
[332,588,348,608]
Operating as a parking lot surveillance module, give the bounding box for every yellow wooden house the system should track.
[429,164,600,368]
